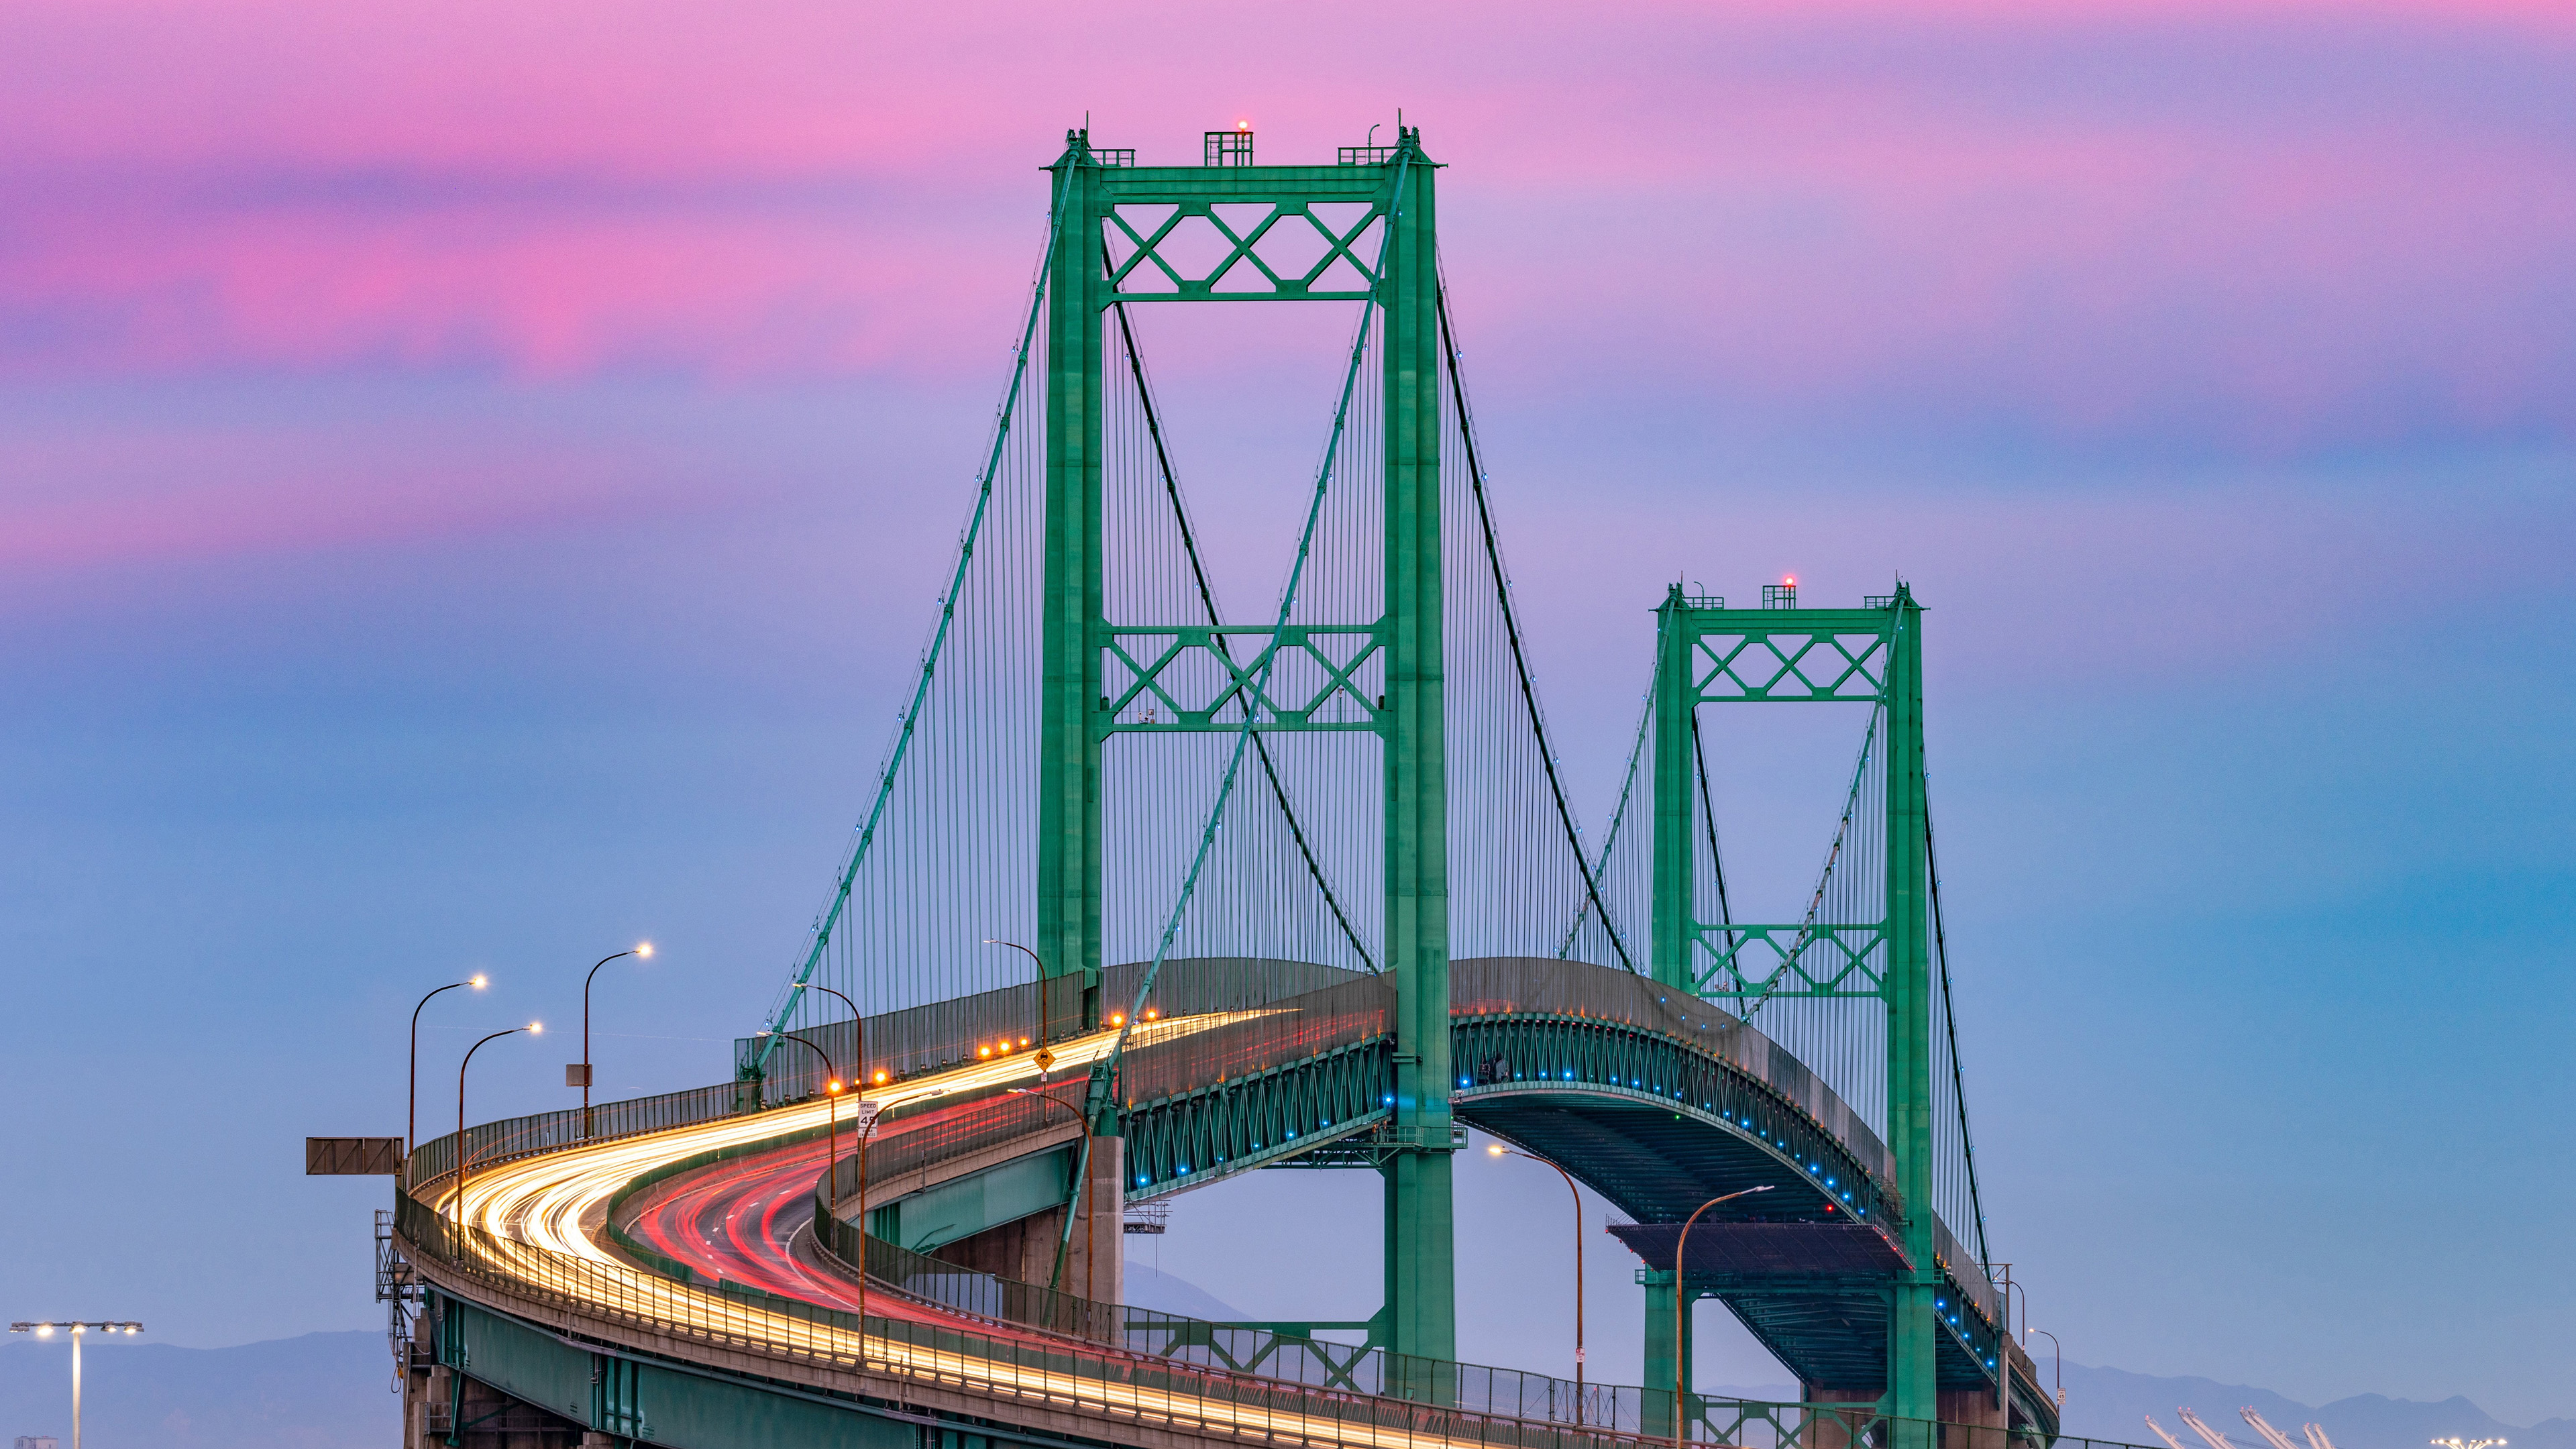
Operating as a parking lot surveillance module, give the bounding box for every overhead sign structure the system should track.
[305,1136,404,1175]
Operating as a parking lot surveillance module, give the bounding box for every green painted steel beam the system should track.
[1041,136,1109,1037]
[1652,586,1696,989]
[1883,585,1937,1426]
[1376,131,1454,1377]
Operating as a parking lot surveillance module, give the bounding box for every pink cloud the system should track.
[0,0,2567,456]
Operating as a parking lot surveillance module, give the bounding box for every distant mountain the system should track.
[2055,1360,2576,1449]
[0,1331,395,1449]
[1125,1262,1253,1321]
[8,1320,2564,1449]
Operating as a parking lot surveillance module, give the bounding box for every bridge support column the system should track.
[1801,1386,1881,1449]
[1640,1269,1687,1440]
[1379,128,1455,1380]
[1062,1134,1124,1304]
[1885,586,1938,1437]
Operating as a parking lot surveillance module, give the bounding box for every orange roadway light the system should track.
[529,1022,544,1034]
[873,1070,888,1084]
[470,974,487,989]
[636,942,653,959]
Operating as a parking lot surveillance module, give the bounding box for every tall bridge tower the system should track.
[1650,584,1951,1427]
[1040,127,1456,1363]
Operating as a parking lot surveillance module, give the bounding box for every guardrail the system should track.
[404,1189,1658,1449]
[810,1188,2082,1449]
[406,1076,755,1191]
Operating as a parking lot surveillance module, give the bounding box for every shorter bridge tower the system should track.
[1643,582,1995,1432]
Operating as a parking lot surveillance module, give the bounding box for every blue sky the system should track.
[1,0,2570,1427]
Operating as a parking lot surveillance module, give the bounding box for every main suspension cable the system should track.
[749,157,1073,1071]
[1435,267,1632,972]
[1925,779,1991,1267]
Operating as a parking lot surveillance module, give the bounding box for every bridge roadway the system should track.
[398,956,2052,1448]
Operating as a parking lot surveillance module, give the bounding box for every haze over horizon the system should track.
[1,0,2567,1426]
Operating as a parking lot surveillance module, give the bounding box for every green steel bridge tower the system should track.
[1039,125,1458,1365]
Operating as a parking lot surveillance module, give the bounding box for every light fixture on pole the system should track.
[982,940,1054,1074]
[456,1023,539,1234]
[792,979,882,1338]
[1671,1185,1773,1449]
[407,975,485,1185]
[757,1028,847,1322]
[793,981,872,1212]
[1488,1142,1589,1411]
[574,943,652,1139]
[11,1320,142,1449]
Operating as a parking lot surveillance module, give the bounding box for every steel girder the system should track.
[1120,1038,1395,1199]
[1108,1008,2012,1404]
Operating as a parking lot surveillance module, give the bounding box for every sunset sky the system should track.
[2,0,2569,1427]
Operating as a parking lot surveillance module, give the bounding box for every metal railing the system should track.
[405,1189,1654,1449]
[405,1076,754,1191]
[807,1187,2080,1449]
[751,957,1375,1104]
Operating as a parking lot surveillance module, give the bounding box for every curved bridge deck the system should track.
[400,955,2059,1449]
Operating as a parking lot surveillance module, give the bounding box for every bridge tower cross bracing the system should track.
[1038,127,1456,1366]
[1648,582,1941,1428]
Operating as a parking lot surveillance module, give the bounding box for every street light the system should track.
[983,940,1055,1074]
[407,975,486,1186]
[455,1024,539,1235]
[792,981,885,1333]
[576,943,652,1138]
[1670,1185,1774,1449]
[793,982,871,1210]
[11,1320,142,1449]
[2025,1327,2065,1409]
[757,1029,851,1322]
[1488,1143,1589,1409]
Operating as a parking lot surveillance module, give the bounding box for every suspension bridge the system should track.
[386,125,2088,1449]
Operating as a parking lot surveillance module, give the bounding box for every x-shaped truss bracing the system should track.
[1102,625,1385,733]
[1692,631,1889,704]
[1105,198,1387,302]
[1689,924,1888,1000]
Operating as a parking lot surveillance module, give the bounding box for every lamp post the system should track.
[2026,1328,2065,1409]
[792,981,883,1334]
[456,1024,539,1234]
[11,1320,142,1449]
[760,1028,849,1322]
[1009,1086,1090,1291]
[794,982,869,1210]
[1487,1143,1589,1409]
[1671,1185,1773,1449]
[576,943,653,1138]
[408,975,486,1186]
[983,939,1054,1073]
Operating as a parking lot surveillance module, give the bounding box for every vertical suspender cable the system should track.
[1108,292,1376,971]
[1924,784,1990,1267]
[1434,269,1631,971]
[750,162,1073,1071]
[1690,711,1739,961]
